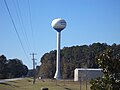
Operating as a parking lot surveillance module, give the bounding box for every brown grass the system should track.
[0,78,91,90]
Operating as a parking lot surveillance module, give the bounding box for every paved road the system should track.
[0,78,23,83]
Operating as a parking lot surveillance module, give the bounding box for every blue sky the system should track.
[0,0,120,69]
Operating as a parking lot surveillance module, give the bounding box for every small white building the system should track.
[74,68,103,81]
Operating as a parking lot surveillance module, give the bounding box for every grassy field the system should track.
[0,78,91,90]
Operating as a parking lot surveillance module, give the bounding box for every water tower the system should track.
[51,18,67,80]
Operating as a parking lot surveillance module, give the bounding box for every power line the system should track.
[15,0,33,51]
[27,0,36,51]
[3,0,30,62]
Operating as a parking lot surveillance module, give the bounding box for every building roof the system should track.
[75,68,102,71]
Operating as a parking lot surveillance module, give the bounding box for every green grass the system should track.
[0,78,91,90]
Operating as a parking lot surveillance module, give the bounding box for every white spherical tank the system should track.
[51,18,66,32]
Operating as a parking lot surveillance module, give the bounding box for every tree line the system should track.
[0,55,28,79]
[38,43,120,79]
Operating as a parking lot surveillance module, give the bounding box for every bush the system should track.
[90,49,120,90]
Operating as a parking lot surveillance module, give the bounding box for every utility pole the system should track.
[30,53,37,84]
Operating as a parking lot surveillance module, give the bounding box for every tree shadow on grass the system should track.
[64,87,72,90]
[0,82,11,86]
[0,82,19,88]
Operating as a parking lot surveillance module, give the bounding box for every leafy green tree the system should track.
[0,55,28,79]
[7,59,28,78]
[39,51,56,78]
[90,49,120,90]
[0,55,8,79]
